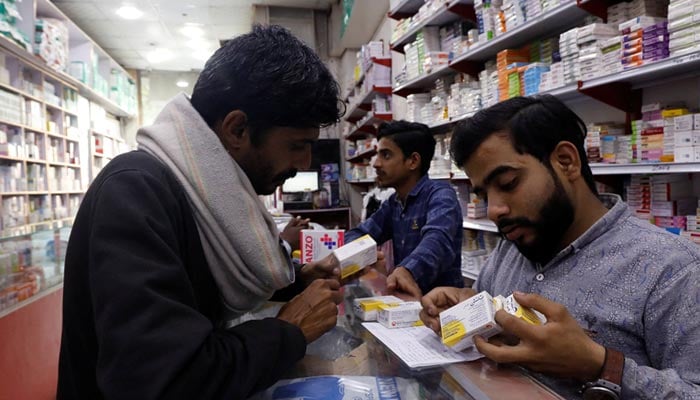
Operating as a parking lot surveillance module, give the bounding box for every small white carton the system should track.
[300,229,344,263]
[440,292,547,352]
[332,234,377,279]
[353,295,404,321]
[440,291,502,352]
[498,294,547,325]
[377,301,423,329]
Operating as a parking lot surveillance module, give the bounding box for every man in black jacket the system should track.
[57,25,345,399]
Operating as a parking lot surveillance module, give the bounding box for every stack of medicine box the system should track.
[619,17,669,70]
[668,0,700,56]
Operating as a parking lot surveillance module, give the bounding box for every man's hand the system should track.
[277,279,343,343]
[420,287,477,332]
[474,292,606,381]
[280,216,310,250]
[386,267,422,299]
[299,253,340,286]
[370,250,387,275]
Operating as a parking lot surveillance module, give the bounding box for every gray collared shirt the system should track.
[476,194,700,399]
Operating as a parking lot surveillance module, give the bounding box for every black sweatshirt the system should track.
[57,151,306,399]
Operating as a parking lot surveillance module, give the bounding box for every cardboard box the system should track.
[377,301,423,329]
[439,292,547,352]
[332,234,377,279]
[353,295,403,321]
[300,229,344,264]
[440,291,502,352]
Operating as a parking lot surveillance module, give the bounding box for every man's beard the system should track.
[497,170,575,264]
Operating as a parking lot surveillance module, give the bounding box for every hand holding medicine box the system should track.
[377,301,424,329]
[299,229,344,264]
[440,291,547,352]
[353,295,404,321]
[332,234,377,279]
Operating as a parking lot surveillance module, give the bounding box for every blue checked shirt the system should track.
[346,175,464,293]
[476,194,700,399]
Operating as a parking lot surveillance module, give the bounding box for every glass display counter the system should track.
[252,270,564,400]
[0,224,70,316]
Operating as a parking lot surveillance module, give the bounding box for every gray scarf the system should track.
[136,93,294,319]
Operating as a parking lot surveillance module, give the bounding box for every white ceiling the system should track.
[52,0,336,72]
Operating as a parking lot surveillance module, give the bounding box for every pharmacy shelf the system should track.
[0,118,36,132]
[355,57,393,87]
[452,2,587,66]
[388,0,424,20]
[91,131,125,144]
[45,131,62,139]
[91,152,112,160]
[346,112,393,141]
[0,155,26,163]
[347,178,376,184]
[393,63,453,97]
[590,162,700,175]
[393,2,588,96]
[462,218,498,233]
[0,81,41,102]
[346,85,393,123]
[452,171,469,180]
[346,148,377,164]
[0,33,134,118]
[51,190,83,195]
[428,111,476,132]
[429,173,451,180]
[391,0,473,53]
[48,161,80,168]
[580,51,700,91]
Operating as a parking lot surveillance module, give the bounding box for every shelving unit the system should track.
[390,0,474,53]
[388,0,425,20]
[388,0,700,174]
[346,148,378,164]
[462,218,498,233]
[345,46,394,186]
[0,0,137,350]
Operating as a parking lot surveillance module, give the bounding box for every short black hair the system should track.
[377,120,436,176]
[190,24,344,145]
[450,95,597,194]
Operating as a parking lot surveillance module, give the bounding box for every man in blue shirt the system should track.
[419,95,700,399]
[345,121,464,298]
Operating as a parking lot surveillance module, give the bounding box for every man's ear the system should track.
[407,152,421,172]
[550,141,581,182]
[219,110,249,152]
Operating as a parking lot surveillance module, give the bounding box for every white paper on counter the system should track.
[362,322,483,369]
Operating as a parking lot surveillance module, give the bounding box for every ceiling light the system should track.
[116,5,143,20]
[146,48,174,64]
[180,24,205,37]
[185,39,210,50]
[192,49,214,61]
[176,80,189,88]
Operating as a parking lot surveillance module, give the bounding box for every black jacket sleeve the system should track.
[87,169,306,399]
[270,262,306,301]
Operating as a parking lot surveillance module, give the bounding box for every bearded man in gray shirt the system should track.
[420,95,700,400]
